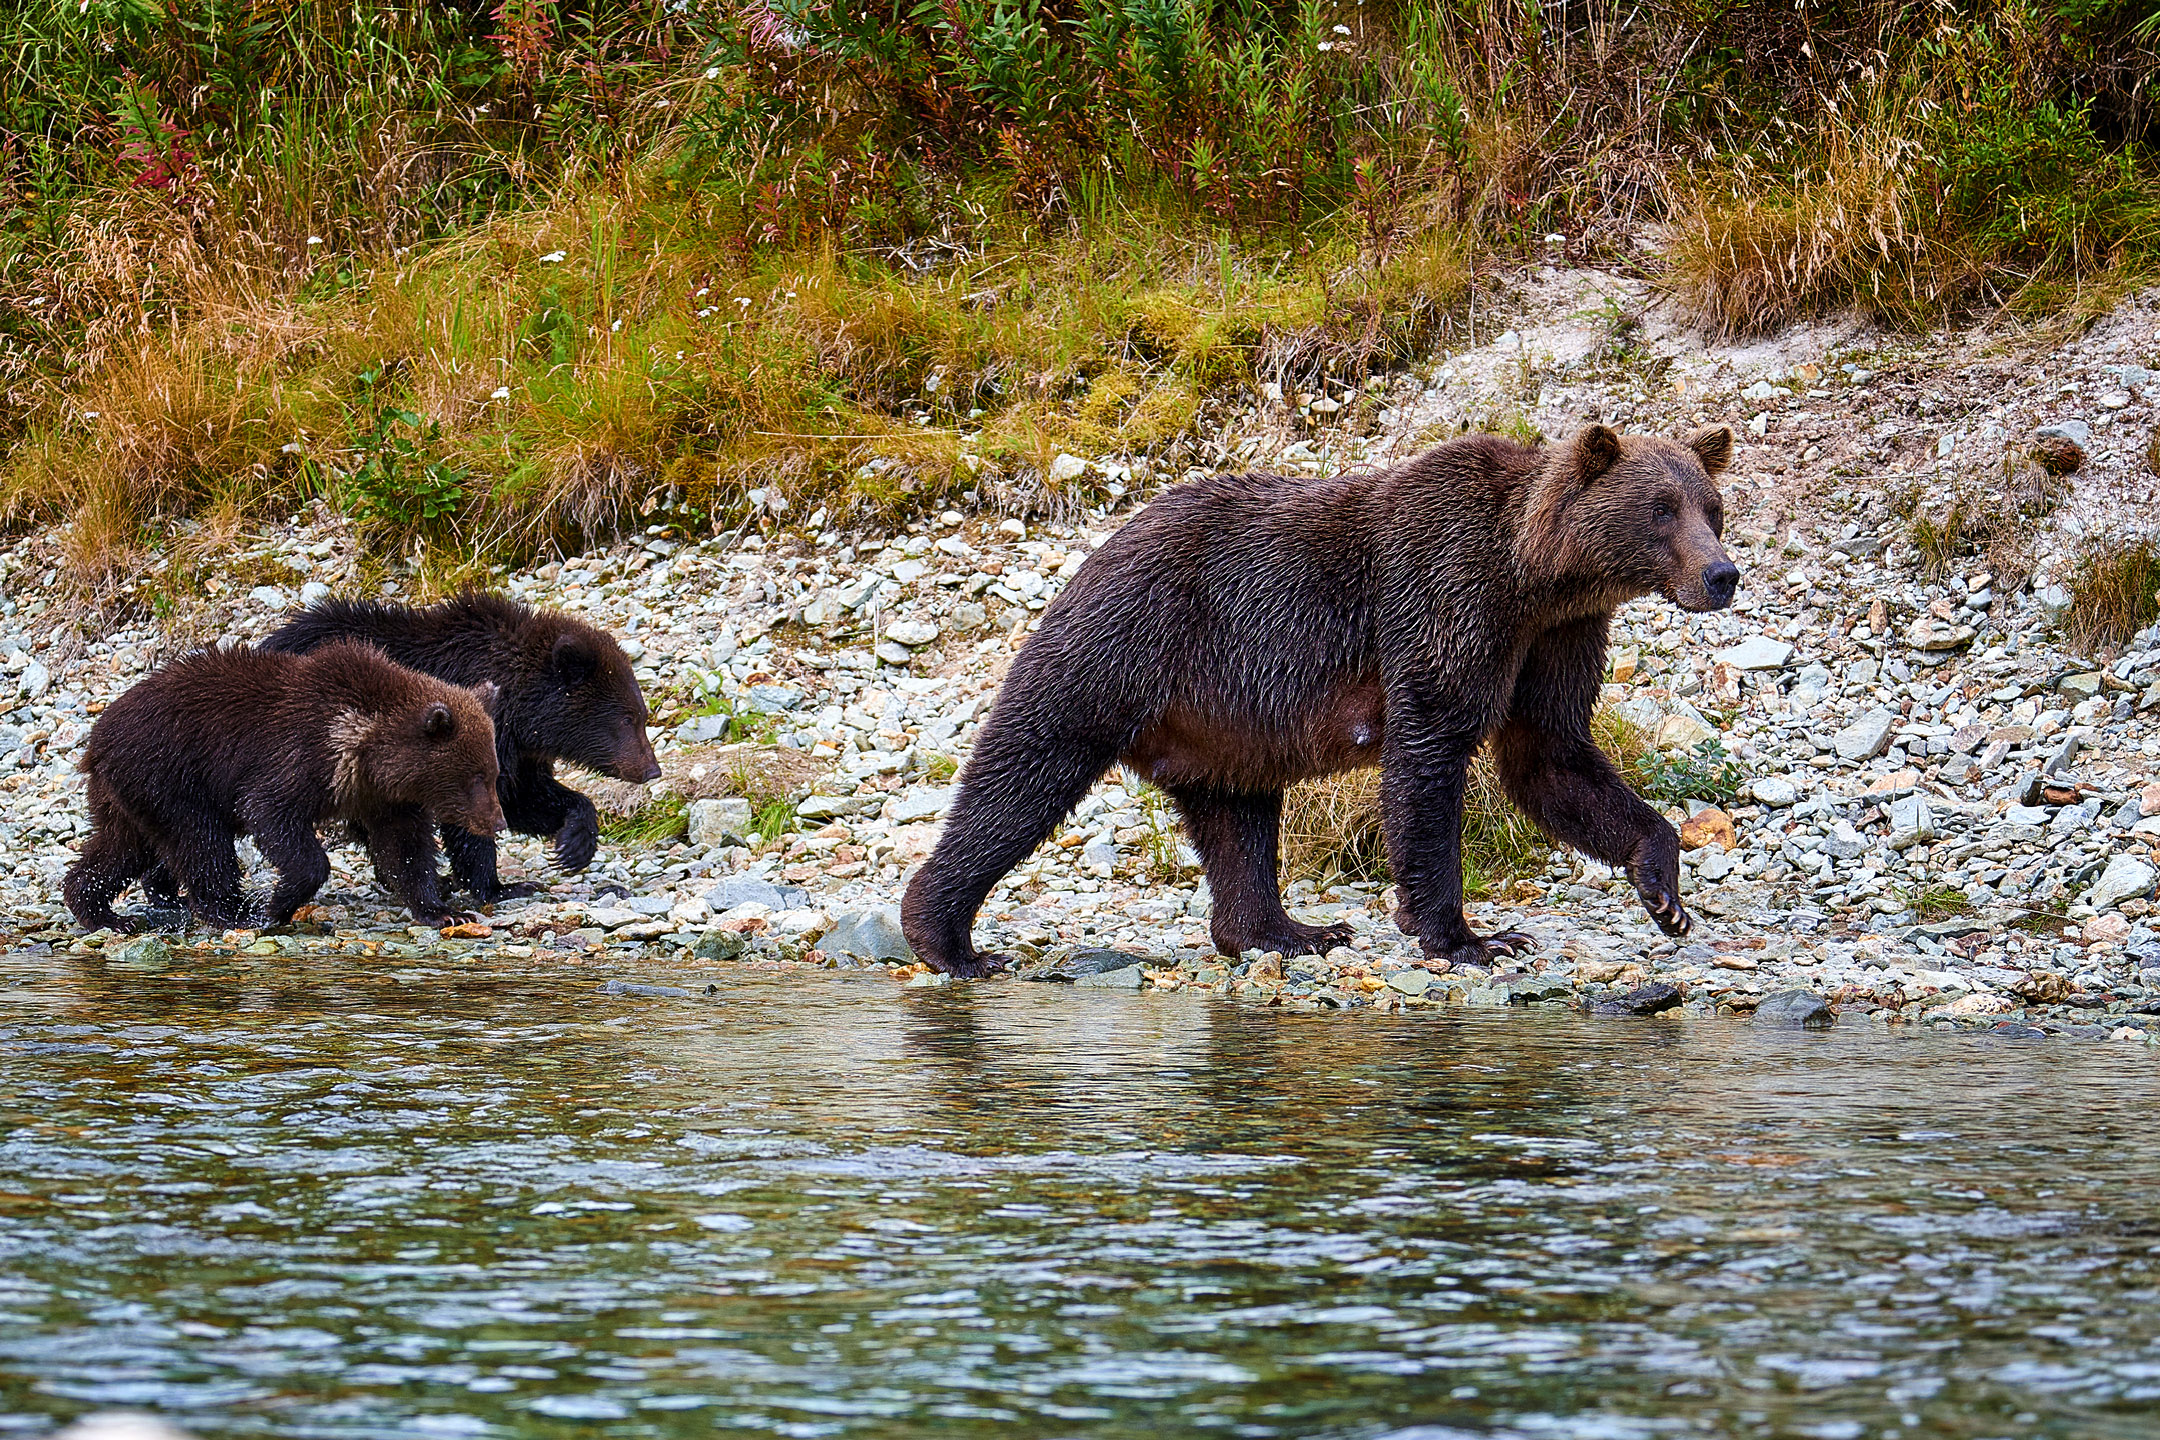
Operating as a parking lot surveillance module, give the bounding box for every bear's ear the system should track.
[1568,424,1622,484]
[1688,425,1734,475]
[471,680,500,716]
[552,633,596,687]
[423,702,455,739]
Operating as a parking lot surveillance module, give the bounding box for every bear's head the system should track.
[1543,424,1738,612]
[334,667,507,837]
[516,614,663,784]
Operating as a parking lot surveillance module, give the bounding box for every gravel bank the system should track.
[12,267,2160,1043]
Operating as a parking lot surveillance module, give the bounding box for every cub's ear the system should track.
[1569,424,1622,483]
[423,702,454,738]
[552,633,596,687]
[1688,425,1734,475]
[471,680,501,716]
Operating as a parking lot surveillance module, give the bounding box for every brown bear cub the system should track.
[902,424,1741,977]
[64,641,505,932]
[251,592,659,903]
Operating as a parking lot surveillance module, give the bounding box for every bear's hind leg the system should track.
[252,814,334,927]
[1171,785,1353,959]
[901,734,1118,977]
[155,821,251,930]
[64,809,157,932]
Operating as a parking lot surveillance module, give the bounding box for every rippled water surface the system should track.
[4,951,2160,1439]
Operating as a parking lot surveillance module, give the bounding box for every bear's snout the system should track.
[1702,561,1740,609]
[614,728,662,784]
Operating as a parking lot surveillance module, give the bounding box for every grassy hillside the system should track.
[8,0,2160,603]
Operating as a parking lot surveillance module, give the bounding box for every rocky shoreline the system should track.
[11,267,2160,1044]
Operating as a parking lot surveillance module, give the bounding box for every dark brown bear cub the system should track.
[902,424,1740,977]
[64,641,504,932]
[255,592,659,902]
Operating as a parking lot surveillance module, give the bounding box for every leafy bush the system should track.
[1638,740,1744,809]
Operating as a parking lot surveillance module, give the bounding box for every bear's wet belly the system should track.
[1123,681,1385,790]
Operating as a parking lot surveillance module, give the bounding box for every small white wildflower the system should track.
[735,297,751,307]
[697,306,717,318]
[539,250,566,263]
[610,318,622,332]
[280,441,304,453]
[784,290,798,299]
[490,386,511,400]
[81,410,99,420]
[1316,41,1331,50]
[1332,22,1351,33]
[306,236,323,246]
[694,286,710,298]
[704,66,719,79]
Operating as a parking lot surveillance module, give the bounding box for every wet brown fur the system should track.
[63,640,505,931]
[901,424,1739,975]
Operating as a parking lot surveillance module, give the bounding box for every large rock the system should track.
[1753,991,1834,1028]
[2087,854,2156,912]
[1905,615,1977,652]
[1834,709,1898,761]
[1074,963,1146,989]
[822,906,913,961]
[1655,713,1719,752]
[886,787,954,823]
[702,876,809,912]
[1886,794,1936,851]
[1592,981,1684,1016]
[687,797,752,848]
[1749,774,1800,807]
[1713,636,1792,671]
[1679,808,1736,851]
[885,619,941,647]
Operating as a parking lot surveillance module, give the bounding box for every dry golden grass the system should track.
[6,153,1473,598]
[1665,117,1940,337]
[1279,703,1658,895]
[1905,455,2069,587]
[2067,540,2160,653]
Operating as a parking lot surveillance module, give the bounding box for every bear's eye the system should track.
[1652,500,1677,522]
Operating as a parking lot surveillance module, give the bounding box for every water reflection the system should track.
[2,950,2159,1439]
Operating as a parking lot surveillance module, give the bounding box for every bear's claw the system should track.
[1640,888,1691,936]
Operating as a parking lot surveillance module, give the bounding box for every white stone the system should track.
[1834,709,1898,762]
[885,619,940,647]
[2087,855,2156,912]
[1749,775,1800,807]
[300,580,331,605]
[1887,794,1936,850]
[1047,453,1089,484]
[886,787,953,824]
[54,1416,197,1440]
[19,660,49,701]
[249,584,288,608]
[1714,636,1792,671]
[687,797,752,848]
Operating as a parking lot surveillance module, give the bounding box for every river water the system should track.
[2,950,2158,1439]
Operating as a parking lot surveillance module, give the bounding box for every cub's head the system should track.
[521,615,662,785]
[343,677,506,836]
[1546,424,1739,612]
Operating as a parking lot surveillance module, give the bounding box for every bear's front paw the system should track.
[1422,929,1537,967]
[1636,883,1691,937]
[475,879,544,904]
[934,951,1012,979]
[554,811,600,872]
[412,904,479,927]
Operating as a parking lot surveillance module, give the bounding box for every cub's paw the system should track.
[412,906,479,927]
[554,813,600,872]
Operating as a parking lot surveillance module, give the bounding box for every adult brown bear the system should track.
[901,424,1739,976]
